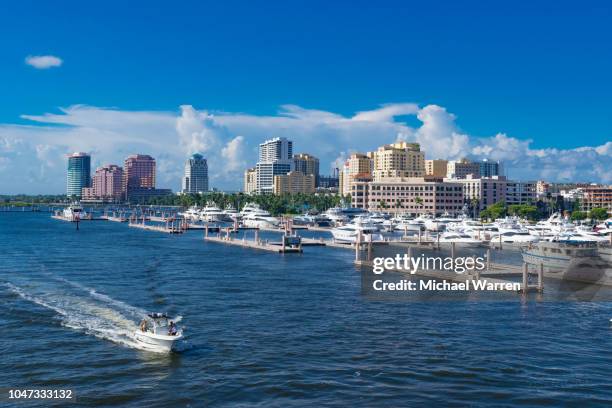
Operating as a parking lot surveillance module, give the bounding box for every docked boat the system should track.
[324,207,349,226]
[331,219,385,243]
[436,232,484,247]
[242,210,280,229]
[134,313,183,352]
[63,203,86,220]
[180,205,201,221]
[223,204,241,221]
[200,202,228,222]
[489,231,539,245]
[522,241,612,285]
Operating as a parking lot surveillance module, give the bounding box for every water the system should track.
[1,213,612,407]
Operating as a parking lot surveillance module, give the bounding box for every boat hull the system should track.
[134,331,182,352]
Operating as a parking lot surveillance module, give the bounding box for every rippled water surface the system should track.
[2,213,612,407]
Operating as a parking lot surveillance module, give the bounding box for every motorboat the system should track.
[292,214,315,226]
[522,241,612,285]
[324,207,349,226]
[223,204,241,221]
[548,231,609,244]
[200,201,228,222]
[242,210,280,229]
[240,202,263,217]
[63,203,86,220]
[331,218,385,243]
[180,205,201,221]
[436,232,484,247]
[489,231,539,245]
[134,313,183,352]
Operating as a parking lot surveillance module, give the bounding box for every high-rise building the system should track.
[93,164,124,200]
[244,167,257,193]
[446,158,481,179]
[479,159,502,177]
[369,142,425,180]
[66,152,91,198]
[293,153,319,186]
[425,159,448,177]
[123,154,156,192]
[339,153,372,196]
[273,171,315,194]
[255,137,293,194]
[182,153,208,193]
[258,137,293,162]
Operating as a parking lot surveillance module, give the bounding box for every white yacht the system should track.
[548,231,609,244]
[180,205,201,221]
[331,219,385,243]
[242,210,280,229]
[522,241,612,285]
[324,207,349,226]
[134,313,183,353]
[437,232,485,247]
[489,231,539,245]
[200,202,227,222]
[223,204,240,221]
[240,202,263,217]
[393,215,425,233]
[63,203,85,220]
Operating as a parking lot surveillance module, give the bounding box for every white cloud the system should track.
[221,136,246,173]
[25,55,63,69]
[0,103,610,194]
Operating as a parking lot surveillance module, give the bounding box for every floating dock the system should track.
[204,235,302,253]
[128,222,183,234]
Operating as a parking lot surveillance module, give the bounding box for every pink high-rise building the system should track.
[123,154,156,191]
[93,164,124,199]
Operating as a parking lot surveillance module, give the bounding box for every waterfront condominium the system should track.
[369,142,425,181]
[93,164,123,200]
[339,153,373,196]
[182,153,209,194]
[123,154,156,191]
[66,152,91,198]
[293,153,320,186]
[255,137,293,194]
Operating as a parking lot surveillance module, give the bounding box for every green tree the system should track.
[589,207,609,220]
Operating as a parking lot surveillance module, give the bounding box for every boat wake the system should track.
[5,280,173,352]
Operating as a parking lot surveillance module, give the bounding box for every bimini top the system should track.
[148,312,168,319]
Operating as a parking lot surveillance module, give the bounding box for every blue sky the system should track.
[0,0,611,193]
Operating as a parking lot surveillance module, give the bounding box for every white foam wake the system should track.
[5,282,162,352]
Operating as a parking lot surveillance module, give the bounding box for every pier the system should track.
[204,226,303,253]
[128,215,183,234]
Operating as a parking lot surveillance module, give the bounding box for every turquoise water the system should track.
[1,213,612,407]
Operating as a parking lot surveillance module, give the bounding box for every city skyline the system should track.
[1,1,611,194]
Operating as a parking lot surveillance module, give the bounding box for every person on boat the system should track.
[140,319,147,332]
[168,321,177,336]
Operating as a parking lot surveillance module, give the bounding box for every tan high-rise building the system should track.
[339,153,372,196]
[273,171,315,194]
[243,167,257,193]
[425,159,448,177]
[293,153,319,186]
[446,158,480,179]
[369,142,425,181]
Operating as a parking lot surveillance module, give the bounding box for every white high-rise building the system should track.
[256,137,293,193]
[182,153,208,193]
